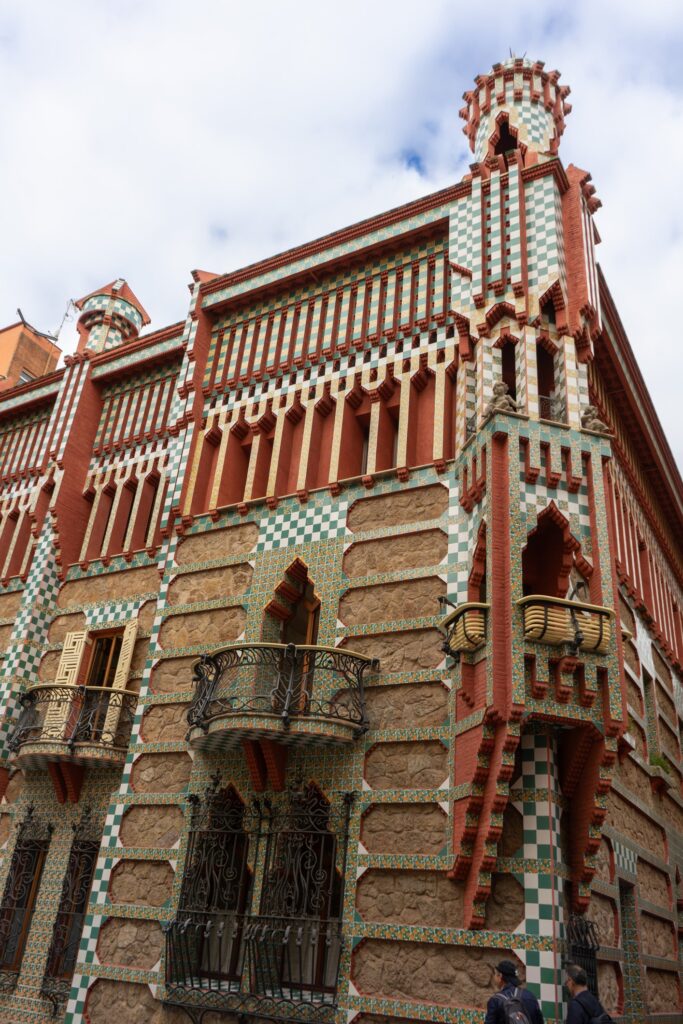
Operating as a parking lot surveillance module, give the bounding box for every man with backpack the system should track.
[485,959,545,1023]
[564,964,613,1023]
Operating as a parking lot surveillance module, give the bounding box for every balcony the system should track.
[165,911,342,1022]
[186,643,377,751]
[439,602,489,658]
[7,684,137,768]
[518,595,614,654]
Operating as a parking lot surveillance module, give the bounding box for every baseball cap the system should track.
[495,960,520,981]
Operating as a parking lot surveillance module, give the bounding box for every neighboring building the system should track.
[0,57,680,1024]
[0,319,60,392]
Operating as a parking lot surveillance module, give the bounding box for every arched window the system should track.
[263,559,321,715]
[536,341,561,422]
[522,513,567,597]
[104,478,136,557]
[304,391,336,492]
[522,505,583,598]
[215,417,251,509]
[406,368,436,468]
[84,483,115,562]
[493,116,518,157]
[0,809,52,983]
[248,415,275,502]
[190,426,222,517]
[274,397,306,498]
[500,340,517,402]
[442,361,458,463]
[468,521,487,603]
[254,783,346,997]
[337,386,370,481]
[171,784,251,990]
[166,784,353,1010]
[373,386,400,473]
[491,115,521,169]
[128,470,161,551]
[42,811,99,1009]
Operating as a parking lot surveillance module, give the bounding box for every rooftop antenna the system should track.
[53,299,78,342]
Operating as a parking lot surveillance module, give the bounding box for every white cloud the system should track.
[1,0,682,467]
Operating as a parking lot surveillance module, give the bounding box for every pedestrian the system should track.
[485,959,545,1024]
[564,964,612,1023]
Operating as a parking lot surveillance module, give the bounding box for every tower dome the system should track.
[460,57,572,164]
[74,278,150,354]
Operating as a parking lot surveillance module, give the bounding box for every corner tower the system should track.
[74,278,150,354]
[460,57,572,163]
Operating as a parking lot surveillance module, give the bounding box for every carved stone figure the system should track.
[484,379,518,418]
[581,405,610,433]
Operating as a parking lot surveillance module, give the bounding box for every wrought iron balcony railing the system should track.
[165,911,342,1019]
[186,643,377,750]
[7,684,137,764]
[518,595,614,654]
[439,602,489,658]
[538,393,567,423]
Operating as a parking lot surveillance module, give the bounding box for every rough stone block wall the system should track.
[360,803,447,854]
[119,805,184,849]
[351,940,520,1008]
[97,918,163,969]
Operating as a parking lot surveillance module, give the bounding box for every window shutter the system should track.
[42,631,88,739]
[101,619,138,741]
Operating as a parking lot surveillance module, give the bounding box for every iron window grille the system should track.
[41,809,100,1014]
[0,806,52,991]
[566,914,600,998]
[165,779,353,1023]
[538,393,566,423]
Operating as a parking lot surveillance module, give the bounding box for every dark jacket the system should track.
[484,982,545,1024]
[566,989,608,1023]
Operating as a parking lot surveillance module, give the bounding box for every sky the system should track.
[1,1,682,469]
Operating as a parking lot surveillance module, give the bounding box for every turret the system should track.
[460,57,572,164]
[74,278,149,354]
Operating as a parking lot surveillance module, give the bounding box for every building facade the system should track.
[0,320,60,392]
[0,57,680,1024]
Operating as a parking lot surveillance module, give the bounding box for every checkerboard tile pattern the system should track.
[612,838,638,879]
[518,447,591,536]
[257,500,349,552]
[449,196,474,312]
[0,521,62,759]
[66,972,91,1021]
[85,598,151,629]
[100,803,127,849]
[511,732,565,1018]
